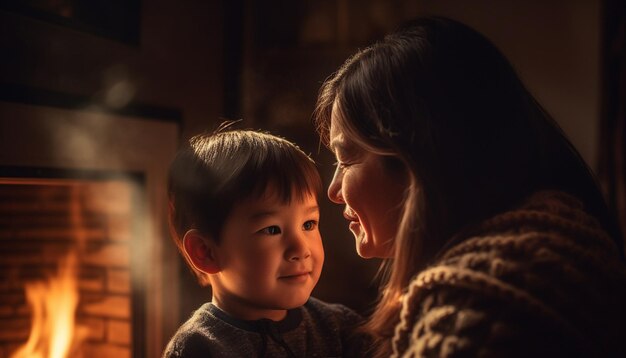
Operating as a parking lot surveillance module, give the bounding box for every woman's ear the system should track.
[182,229,221,274]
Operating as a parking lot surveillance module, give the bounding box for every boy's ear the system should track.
[182,229,221,274]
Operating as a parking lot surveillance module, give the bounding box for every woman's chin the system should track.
[356,246,370,258]
[350,223,392,258]
[354,232,394,258]
[354,233,376,258]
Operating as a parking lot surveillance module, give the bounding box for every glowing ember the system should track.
[10,252,86,358]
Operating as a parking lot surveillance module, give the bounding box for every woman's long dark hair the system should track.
[314,16,624,356]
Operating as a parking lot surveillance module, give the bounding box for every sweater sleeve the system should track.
[391,267,581,358]
[392,192,626,358]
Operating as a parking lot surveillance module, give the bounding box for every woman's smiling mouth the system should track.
[343,208,359,222]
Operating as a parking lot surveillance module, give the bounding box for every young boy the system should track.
[163,128,364,357]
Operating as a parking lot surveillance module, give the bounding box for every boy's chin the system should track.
[277,293,311,310]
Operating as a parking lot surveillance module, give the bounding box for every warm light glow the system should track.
[10,253,85,358]
[11,185,88,358]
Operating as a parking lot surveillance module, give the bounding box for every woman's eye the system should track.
[303,220,318,231]
[259,226,281,235]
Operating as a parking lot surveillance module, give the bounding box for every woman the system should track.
[314,17,626,357]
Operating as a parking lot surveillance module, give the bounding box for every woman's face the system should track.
[327,106,407,258]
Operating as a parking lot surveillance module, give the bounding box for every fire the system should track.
[10,252,86,358]
[11,185,88,358]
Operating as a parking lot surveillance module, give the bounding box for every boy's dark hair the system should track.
[168,128,322,284]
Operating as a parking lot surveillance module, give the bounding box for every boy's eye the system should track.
[259,226,281,235]
[303,220,318,231]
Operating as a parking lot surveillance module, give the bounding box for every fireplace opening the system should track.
[0,167,146,358]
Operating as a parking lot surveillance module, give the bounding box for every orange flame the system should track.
[11,185,88,358]
[10,253,85,358]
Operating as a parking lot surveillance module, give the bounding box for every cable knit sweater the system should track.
[392,191,626,357]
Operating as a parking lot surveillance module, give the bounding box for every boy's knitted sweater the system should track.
[392,191,626,357]
[163,297,365,358]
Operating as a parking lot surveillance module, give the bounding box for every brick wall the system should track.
[0,179,136,358]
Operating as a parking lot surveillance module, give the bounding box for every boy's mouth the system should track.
[280,271,310,278]
[279,271,311,282]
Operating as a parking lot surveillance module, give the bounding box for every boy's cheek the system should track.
[317,237,325,263]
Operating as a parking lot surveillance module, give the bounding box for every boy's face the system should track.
[210,189,324,320]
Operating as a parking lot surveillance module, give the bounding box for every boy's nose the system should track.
[288,250,311,261]
[285,232,311,261]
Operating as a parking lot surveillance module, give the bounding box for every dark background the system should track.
[1,0,624,354]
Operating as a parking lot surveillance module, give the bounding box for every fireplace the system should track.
[0,170,146,357]
[0,92,181,357]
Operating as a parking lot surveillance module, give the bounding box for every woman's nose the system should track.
[327,167,344,204]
